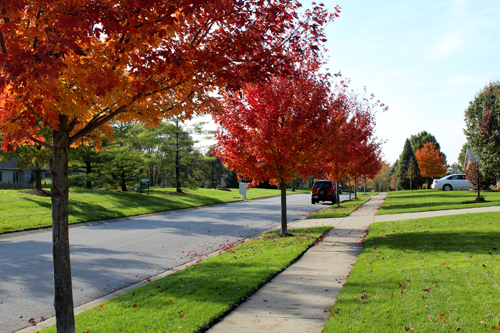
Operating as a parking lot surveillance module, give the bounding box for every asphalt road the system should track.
[0,193,347,332]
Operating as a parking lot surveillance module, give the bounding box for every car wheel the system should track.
[311,198,315,204]
[443,184,452,191]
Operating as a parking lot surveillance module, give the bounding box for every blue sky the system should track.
[192,0,500,165]
[320,0,500,164]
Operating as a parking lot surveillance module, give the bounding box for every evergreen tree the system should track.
[410,131,441,152]
[397,139,423,189]
[224,170,239,188]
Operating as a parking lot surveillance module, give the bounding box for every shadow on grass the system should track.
[365,230,500,254]
[18,189,229,225]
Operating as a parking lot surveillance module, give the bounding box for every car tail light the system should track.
[327,189,333,195]
[433,180,438,184]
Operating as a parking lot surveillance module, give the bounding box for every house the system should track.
[0,158,51,184]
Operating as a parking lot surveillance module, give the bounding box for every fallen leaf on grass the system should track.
[132,304,137,307]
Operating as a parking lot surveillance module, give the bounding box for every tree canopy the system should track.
[396,138,423,190]
[0,1,337,330]
[415,142,447,183]
[464,81,500,180]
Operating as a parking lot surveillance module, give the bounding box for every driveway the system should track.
[0,193,347,332]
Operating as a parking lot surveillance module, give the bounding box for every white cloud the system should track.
[431,33,463,59]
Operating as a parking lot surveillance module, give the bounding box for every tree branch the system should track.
[29,136,53,149]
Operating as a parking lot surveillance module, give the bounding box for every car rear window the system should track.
[313,182,333,189]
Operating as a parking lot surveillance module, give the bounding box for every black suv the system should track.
[311,180,336,204]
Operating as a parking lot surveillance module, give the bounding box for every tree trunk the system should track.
[36,167,42,190]
[85,161,92,189]
[336,182,340,208]
[348,177,351,200]
[364,176,367,194]
[280,180,287,236]
[121,171,127,191]
[410,179,412,191]
[51,129,75,333]
[354,175,358,199]
[477,163,480,201]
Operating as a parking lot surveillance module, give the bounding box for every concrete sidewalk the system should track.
[208,193,387,333]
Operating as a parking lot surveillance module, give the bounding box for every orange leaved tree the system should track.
[213,66,349,236]
[0,1,337,331]
[415,142,447,188]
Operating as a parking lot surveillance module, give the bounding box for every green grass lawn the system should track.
[307,192,378,219]
[41,226,331,333]
[323,213,500,332]
[0,187,310,235]
[378,189,500,215]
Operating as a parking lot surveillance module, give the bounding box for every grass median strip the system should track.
[0,187,310,235]
[306,192,378,219]
[378,189,500,215]
[41,226,331,333]
[323,213,500,332]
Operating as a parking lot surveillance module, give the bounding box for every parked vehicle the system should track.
[311,179,336,204]
[431,174,475,191]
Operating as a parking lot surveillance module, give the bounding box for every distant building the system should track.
[0,158,50,184]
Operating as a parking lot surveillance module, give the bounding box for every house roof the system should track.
[464,148,477,171]
[0,158,50,171]
[0,158,18,169]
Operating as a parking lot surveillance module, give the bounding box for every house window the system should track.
[0,171,2,182]
[13,171,19,184]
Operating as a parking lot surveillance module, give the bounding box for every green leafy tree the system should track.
[464,81,500,180]
[100,125,146,191]
[410,131,441,152]
[397,139,423,190]
[0,143,52,190]
[406,158,420,191]
[69,141,113,189]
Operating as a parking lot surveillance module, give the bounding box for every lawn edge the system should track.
[19,226,332,333]
[0,192,307,240]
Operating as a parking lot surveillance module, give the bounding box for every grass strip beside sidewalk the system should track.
[307,192,378,219]
[0,187,310,235]
[41,226,331,333]
[323,213,500,332]
[378,189,500,215]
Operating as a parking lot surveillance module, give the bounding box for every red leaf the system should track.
[132,304,137,307]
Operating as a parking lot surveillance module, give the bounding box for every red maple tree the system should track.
[213,64,349,235]
[0,1,338,330]
[323,91,385,202]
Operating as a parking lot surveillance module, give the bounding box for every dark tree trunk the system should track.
[477,164,480,201]
[364,176,367,194]
[354,175,358,199]
[348,177,351,200]
[51,128,75,333]
[121,170,127,191]
[85,161,92,189]
[280,180,287,236]
[176,147,181,192]
[36,168,42,190]
[336,182,340,208]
